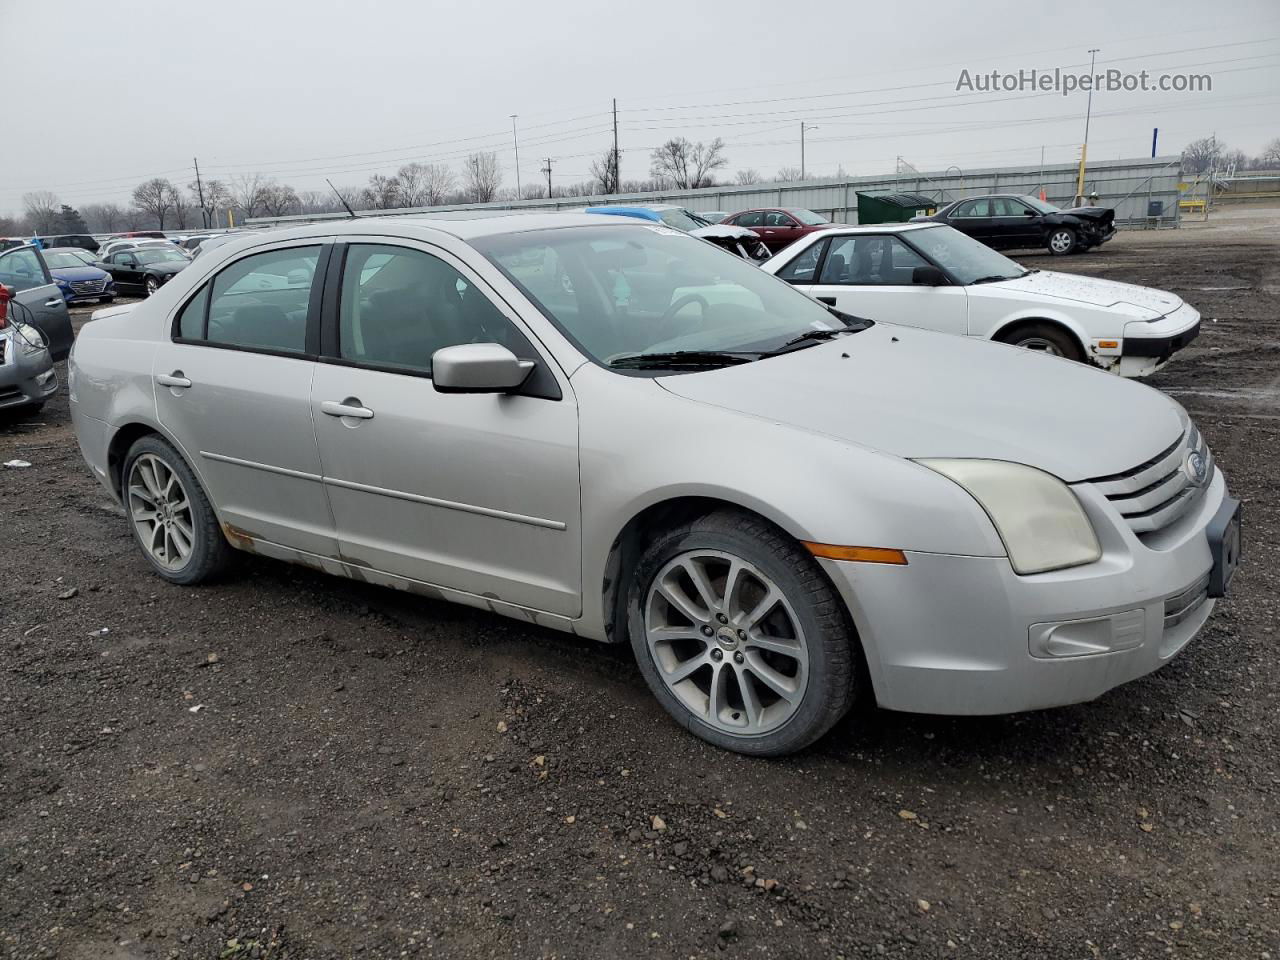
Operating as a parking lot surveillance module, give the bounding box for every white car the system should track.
[761,222,1200,377]
[69,214,1241,756]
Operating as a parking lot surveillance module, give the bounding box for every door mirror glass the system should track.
[912,265,949,286]
[432,342,534,394]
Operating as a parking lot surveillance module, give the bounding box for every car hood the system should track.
[1060,205,1115,224]
[50,264,110,282]
[146,261,189,275]
[983,270,1182,318]
[690,224,760,241]
[656,323,1183,482]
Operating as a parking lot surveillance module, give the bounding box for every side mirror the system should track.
[432,343,534,394]
[912,265,948,286]
[1024,209,1038,216]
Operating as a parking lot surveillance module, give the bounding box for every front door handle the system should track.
[45,298,63,307]
[156,372,192,388]
[321,399,374,420]
[817,296,837,305]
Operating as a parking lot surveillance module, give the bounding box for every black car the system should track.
[912,194,1115,255]
[38,233,100,254]
[99,246,189,296]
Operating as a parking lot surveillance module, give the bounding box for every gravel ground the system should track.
[2,211,1278,960]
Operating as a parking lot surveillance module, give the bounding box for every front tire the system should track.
[627,510,858,756]
[1047,227,1077,255]
[997,321,1085,362]
[123,435,232,585]
[144,276,159,297]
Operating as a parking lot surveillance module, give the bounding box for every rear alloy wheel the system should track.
[628,510,858,756]
[1047,227,1077,255]
[1000,321,1084,363]
[123,435,232,584]
[144,276,159,297]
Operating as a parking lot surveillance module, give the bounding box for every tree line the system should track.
[9,131,1273,234]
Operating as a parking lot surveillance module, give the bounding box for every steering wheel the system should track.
[656,293,710,342]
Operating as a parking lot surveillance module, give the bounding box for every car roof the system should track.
[247,212,660,244]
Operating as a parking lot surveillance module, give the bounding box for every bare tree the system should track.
[1181,137,1222,174]
[734,169,762,185]
[649,137,728,190]
[394,163,431,207]
[1257,137,1280,168]
[166,183,191,230]
[463,152,502,203]
[230,173,267,219]
[774,166,803,182]
[259,181,300,217]
[0,215,23,235]
[132,178,177,229]
[22,191,60,234]
[82,202,126,233]
[361,173,401,210]
[188,178,231,228]
[422,163,456,205]
[590,148,620,194]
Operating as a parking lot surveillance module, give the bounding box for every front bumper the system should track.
[821,468,1231,715]
[0,339,58,410]
[1109,303,1201,377]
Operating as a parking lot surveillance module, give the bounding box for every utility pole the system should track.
[541,158,554,199]
[800,122,807,180]
[612,98,620,193]
[510,114,522,201]
[193,157,207,228]
[1076,47,1100,204]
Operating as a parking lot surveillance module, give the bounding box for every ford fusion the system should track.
[68,215,1242,756]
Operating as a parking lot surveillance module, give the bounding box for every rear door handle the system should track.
[817,296,838,305]
[321,399,374,420]
[156,372,192,388]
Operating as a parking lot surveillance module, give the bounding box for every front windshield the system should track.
[45,252,90,269]
[657,209,709,232]
[476,224,859,368]
[904,225,1026,284]
[1022,196,1061,214]
[788,208,828,226]
[135,248,188,265]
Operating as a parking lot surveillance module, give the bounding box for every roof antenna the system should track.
[326,178,358,218]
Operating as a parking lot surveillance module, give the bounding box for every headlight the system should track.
[15,323,47,356]
[918,459,1101,575]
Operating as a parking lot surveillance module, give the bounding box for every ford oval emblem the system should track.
[1185,450,1208,486]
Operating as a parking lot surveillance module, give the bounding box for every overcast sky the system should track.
[3,0,1278,216]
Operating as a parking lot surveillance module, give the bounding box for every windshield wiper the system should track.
[970,274,1019,285]
[608,350,757,370]
[766,327,857,355]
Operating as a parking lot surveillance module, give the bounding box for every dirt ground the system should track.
[2,209,1277,960]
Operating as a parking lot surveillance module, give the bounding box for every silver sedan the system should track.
[69,214,1242,756]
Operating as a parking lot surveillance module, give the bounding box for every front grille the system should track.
[1164,573,1210,629]
[70,279,106,295]
[1086,424,1213,537]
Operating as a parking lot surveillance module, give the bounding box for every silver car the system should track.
[68,214,1243,756]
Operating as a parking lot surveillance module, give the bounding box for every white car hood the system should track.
[657,323,1183,483]
[690,224,760,241]
[988,270,1183,318]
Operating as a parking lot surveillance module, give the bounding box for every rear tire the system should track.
[626,509,859,756]
[997,321,1085,363]
[122,435,232,585]
[1047,227,1077,255]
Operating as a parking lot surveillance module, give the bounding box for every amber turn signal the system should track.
[1097,340,1119,349]
[801,542,908,565]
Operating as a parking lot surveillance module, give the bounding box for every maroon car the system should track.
[722,207,832,253]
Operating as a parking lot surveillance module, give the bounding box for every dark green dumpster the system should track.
[855,192,937,225]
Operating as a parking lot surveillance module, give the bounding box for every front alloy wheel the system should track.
[645,550,809,736]
[1047,228,1077,255]
[145,276,159,296]
[628,510,859,756]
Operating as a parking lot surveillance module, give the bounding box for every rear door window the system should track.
[204,246,320,354]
